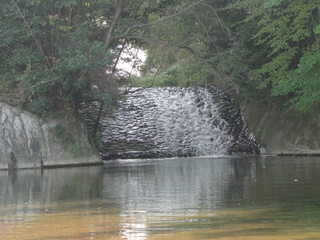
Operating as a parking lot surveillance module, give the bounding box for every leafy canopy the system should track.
[0,0,120,115]
[247,0,320,111]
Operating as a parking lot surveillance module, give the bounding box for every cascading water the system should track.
[148,88,233,156]
[79,87,258,159]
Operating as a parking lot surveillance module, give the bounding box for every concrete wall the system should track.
[241,100,320,155]
[0,102,102,170]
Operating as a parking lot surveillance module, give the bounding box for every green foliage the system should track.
[52,124,79,155]
[2,0,319,116]
[91,89,118,107]
[0,0,117,115]
[243,0,320,111]
[314,25,320,35]
[262,0,282,8]
[52,124,76,154]
[161,66,179,86]
[137,0,320,114]
[139,0,244,88]
[271,45,320,112]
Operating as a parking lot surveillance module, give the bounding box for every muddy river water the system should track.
[1,156,320,239]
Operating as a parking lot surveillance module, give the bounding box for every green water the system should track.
[1,156,320,239]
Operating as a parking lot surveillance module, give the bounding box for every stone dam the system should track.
[78,87,259,159]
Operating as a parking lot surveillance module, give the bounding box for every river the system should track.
[1,156,320,239]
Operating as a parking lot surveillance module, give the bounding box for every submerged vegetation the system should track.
[0,0,319,115]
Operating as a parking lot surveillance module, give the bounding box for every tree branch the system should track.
[104,0,131,50]
[11,0,52,68]
[125,36,205,61]
[113,0,204,41]
[199,2,243,55]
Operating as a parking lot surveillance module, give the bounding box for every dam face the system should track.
[79,87,258,159]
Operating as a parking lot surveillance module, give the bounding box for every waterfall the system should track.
[145,88,233,156]
[79,87,258,159]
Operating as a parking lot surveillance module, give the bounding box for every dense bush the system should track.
[0,0,118,116]
[1,0,319,116]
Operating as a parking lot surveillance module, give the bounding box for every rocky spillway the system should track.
[79,87,259,159]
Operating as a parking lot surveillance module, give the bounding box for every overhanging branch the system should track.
[11,0,52,68]
[125,35,205,61]
[113,0,204,41]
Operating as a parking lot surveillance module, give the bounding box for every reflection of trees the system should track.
[245,157,320,205]
[222,158,257,207]
[0,166,103,218]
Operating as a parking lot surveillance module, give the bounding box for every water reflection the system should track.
[1,157,320,239]
[0,167,103,205]
[102,157,255,213]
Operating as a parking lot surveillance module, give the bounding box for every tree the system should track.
[243,0,320,111]
[0,0,206,115]
[0,0,120,115]
[137,0,246,88]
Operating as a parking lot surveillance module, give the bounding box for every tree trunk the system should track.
[104,0,130,50]
[93,100,104,138]
[112,40,126,73]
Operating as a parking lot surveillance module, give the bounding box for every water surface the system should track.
[1,156,320,239]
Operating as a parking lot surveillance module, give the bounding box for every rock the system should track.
[0,102,102,170]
